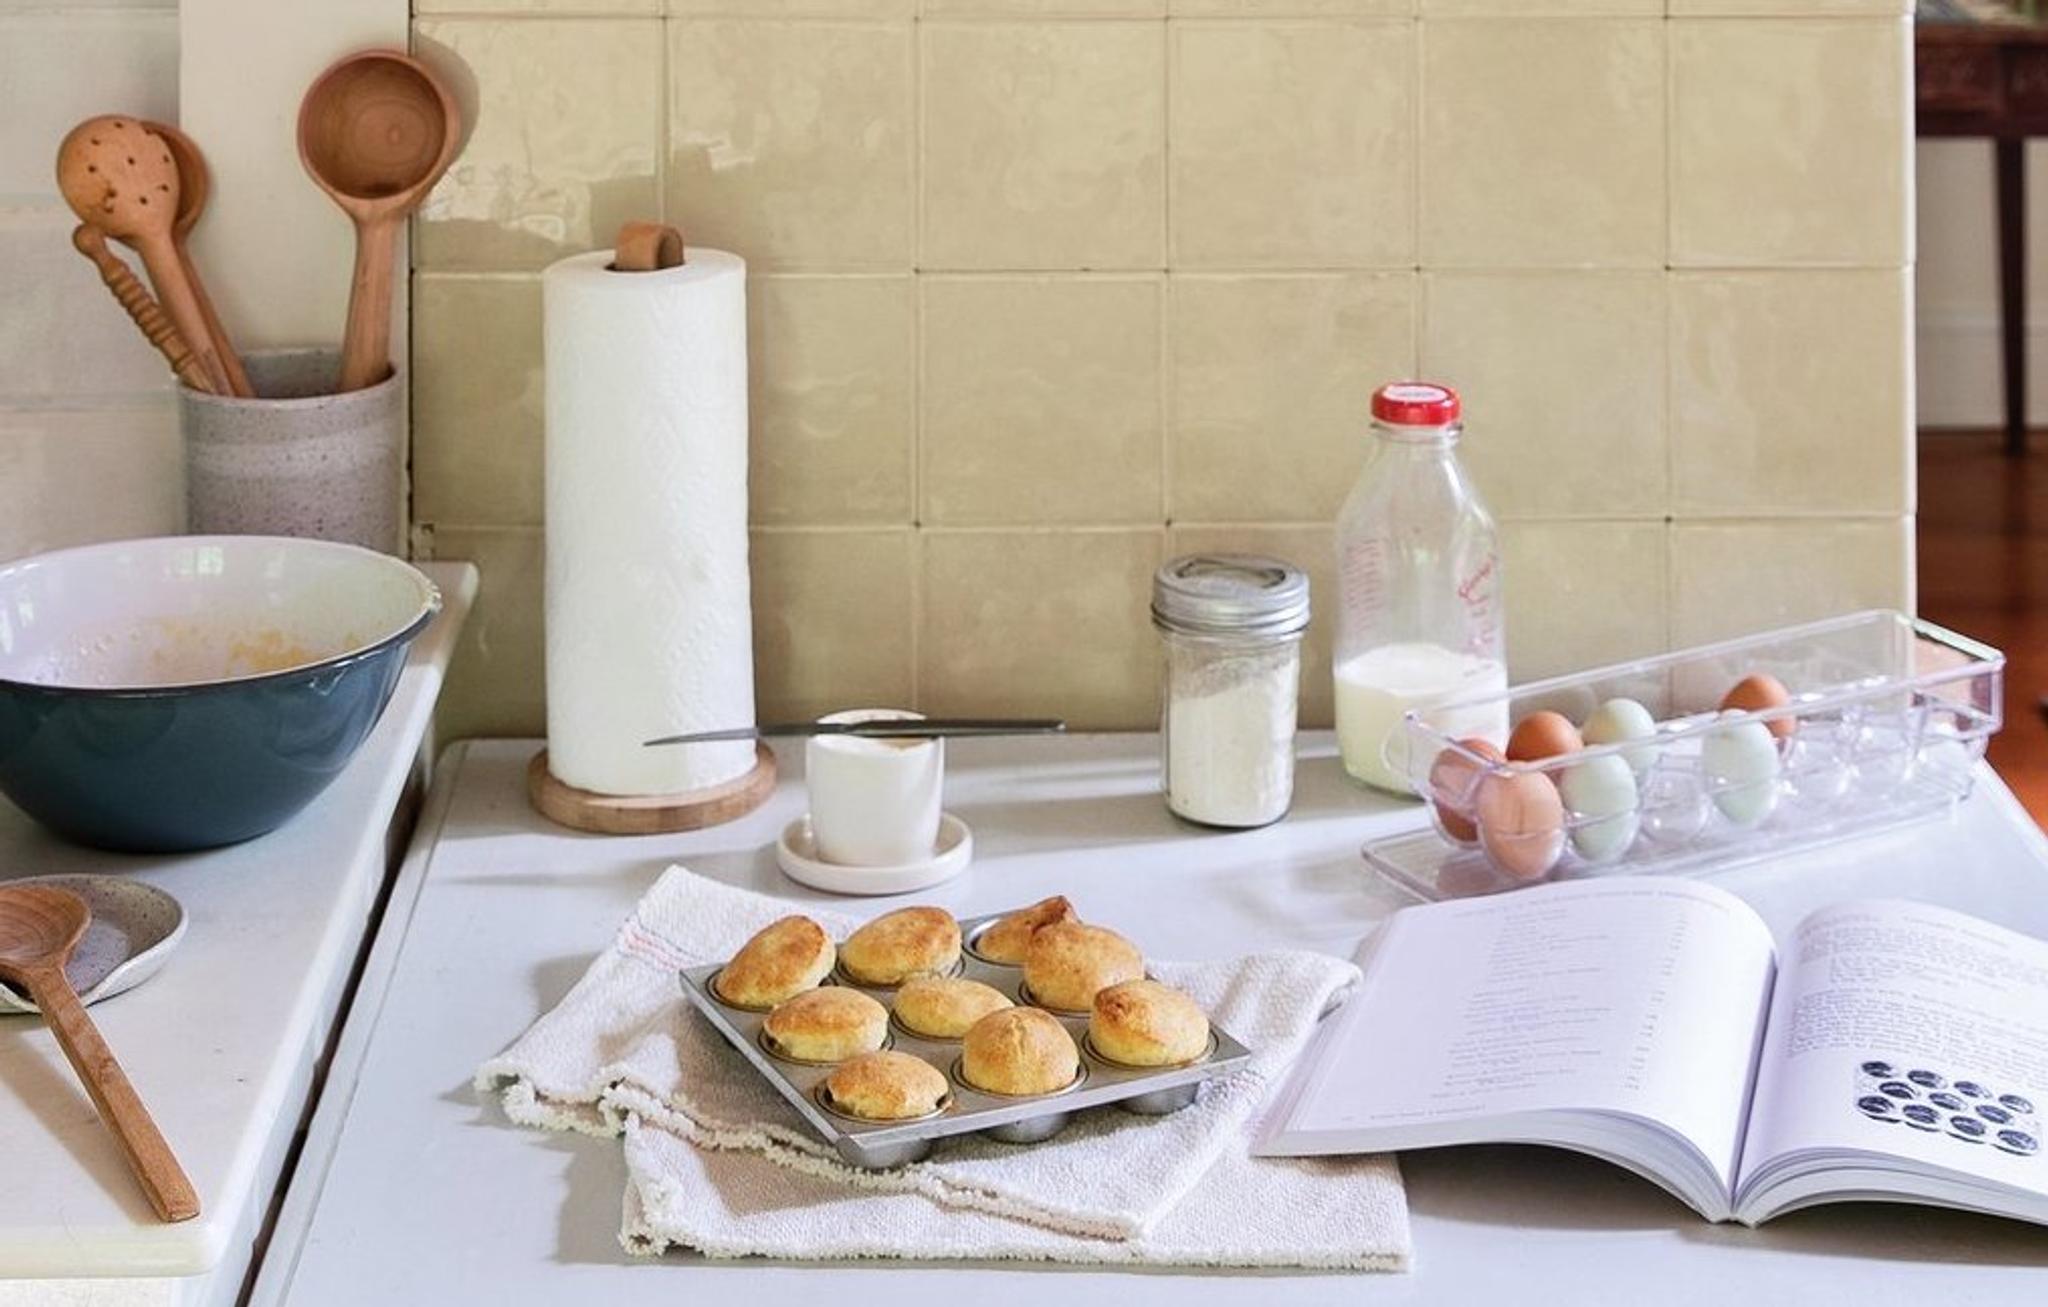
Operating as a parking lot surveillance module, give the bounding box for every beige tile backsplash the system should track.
[410,5,1915,741]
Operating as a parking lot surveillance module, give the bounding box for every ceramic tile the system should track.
[1171,20,1413,268]
[415,19,661,272]
[1671,0,1906,14]
[670,20,913,271]
[922,21,1164,271]
[1421,19,1663,267]
[1671,269,1910,516]
[1173,0,1408,12]
[420,0,657,11]
[1424,0,1652,9]
[0,404,183,565]
[751,528,916,719]
[1170,273,1414,523]
[672,0,909,12]
[0,206,177,401]
[1168,523,1336,727]
[750,276,914,526]
[921,276,1162,526]
[0,10,176,201]
[411,275,544,528]
[1421,271,1666,519]
[1669,517,1912,648]
[927,0,1162,12]
[920,529,1163,728]
[422,524,547,739]
[1501,519,1667,680]
[1671,19,1909,267]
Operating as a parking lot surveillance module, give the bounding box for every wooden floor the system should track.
[1919,429,2048,824]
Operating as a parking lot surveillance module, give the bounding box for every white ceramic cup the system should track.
[805,709,944,867]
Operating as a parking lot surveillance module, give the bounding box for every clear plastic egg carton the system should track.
[677,908,1252,1169]
[1362,611,2005,901]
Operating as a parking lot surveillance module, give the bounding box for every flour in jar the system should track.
[1166,640,1301,827]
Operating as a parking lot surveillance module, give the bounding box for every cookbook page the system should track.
[1265,878,1777,1182]
[1740,900,2048,1194]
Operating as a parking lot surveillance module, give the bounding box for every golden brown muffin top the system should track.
[761,986,888,1061]
[960,1006,1081,1096]
[714,915,835,1008]
[1089,979,1210,1067]
[1021,920,1144,1012]
[973,895,1079,965]
[824,1050,951,1121]
[839,905,962,986]
[893,975,1014,1039]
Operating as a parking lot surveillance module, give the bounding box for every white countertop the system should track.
[259,733,2048,1305]
[0,562,474,1298]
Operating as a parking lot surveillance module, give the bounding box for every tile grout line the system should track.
[1159,12,1173,530]
[909,11,926,714]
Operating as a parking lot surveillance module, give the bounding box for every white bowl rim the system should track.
[0,535,441,697]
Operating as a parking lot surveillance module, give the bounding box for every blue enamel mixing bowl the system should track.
[0,536,440,852]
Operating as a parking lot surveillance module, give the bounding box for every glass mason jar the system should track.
[1334,382,1507,794]
[1151,554,1311,828]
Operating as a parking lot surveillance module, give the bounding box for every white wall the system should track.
[1918,137,2048,428]
[0,2,184,562]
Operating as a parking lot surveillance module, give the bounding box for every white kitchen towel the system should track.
[476,866,1409,1268]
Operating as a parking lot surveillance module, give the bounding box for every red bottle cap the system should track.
[1371,382,1461,426]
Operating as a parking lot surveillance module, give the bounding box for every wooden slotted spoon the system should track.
[55,116,235,396]
[0,885,199,1223]
[138,118,251,397]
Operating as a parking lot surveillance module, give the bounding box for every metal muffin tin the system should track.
[677,907,1252,1168]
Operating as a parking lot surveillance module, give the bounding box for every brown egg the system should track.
[1475,771,1566,881]
[1429,737,1506,843]
[1721,673,1796,740]
[1506,711,1583,762]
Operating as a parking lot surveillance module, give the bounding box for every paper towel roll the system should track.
[543,247,756,796]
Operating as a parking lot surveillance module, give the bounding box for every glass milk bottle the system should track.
[1334,382,1508,793]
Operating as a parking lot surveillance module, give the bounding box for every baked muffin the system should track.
[714,915,835,1008]
[1022,921,1143,1012]
[893,975,1013,1039]
[839,906,962,986]
[973,895,1078,965]
[823,1051,950,1121]
[1089,979,1210,1067]
[960,1007,1081,1097]
[761,987,888,1063]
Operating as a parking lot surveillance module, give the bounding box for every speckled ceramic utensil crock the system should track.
[0,535,438,853]
[180,348,403,555]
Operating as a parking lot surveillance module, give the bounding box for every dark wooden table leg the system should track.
[1999,136,2028,457]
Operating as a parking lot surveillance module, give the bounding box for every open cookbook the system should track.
[1257,877,2048,1227]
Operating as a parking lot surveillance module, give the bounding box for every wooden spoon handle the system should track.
[338,214,399,393]
[24,965,200,1223]
[71,226,215,394]
[180,245,251,397]
[131,231,233,396]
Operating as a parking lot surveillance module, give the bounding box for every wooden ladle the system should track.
[0,885,198,1224]
[298,50,460,394]
[138,118,251,397]
[55,116,235,396]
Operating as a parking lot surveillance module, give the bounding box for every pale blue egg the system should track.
[1560,753,1639,862]
[1580,698,1659,777]
[1702,717,1780,827]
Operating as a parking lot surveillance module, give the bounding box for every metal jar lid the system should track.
[1151,554,1310,639]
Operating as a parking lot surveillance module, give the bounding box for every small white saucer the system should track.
[0,874,187,1014]
[775,813,973,896]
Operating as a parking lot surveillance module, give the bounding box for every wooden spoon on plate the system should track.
[297,50,460,393]
[0,885,199,1223]
[55,116,235,396]
[138,118,250,396]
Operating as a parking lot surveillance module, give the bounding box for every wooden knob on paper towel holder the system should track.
[611,221,685,272]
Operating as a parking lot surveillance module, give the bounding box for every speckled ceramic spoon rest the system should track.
[0,875,185,1014]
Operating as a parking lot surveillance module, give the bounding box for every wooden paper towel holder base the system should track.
[527,744,777,835]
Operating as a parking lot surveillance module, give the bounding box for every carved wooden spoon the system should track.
[298,50,460,393]
[55,116,234,396]
[138,118,250,396]
[0,885,199,1223]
